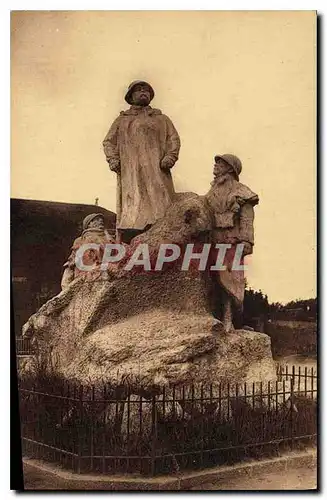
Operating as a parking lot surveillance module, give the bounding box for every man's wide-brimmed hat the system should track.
[124,80,155,105]
[215,154,242,180]
[83,213,104,230]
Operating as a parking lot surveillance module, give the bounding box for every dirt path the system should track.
[23,463,317,491]
[191,465,317,491]
[23,449,317,491]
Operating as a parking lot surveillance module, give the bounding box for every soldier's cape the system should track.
[206,178,259,306]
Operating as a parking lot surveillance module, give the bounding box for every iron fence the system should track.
[16,337,34,356]
[276,363,317,385]
[18,364,317,476]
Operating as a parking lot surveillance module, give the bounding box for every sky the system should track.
[11,10,316,304]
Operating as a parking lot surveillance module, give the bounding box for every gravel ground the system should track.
[22,461,317,491]
[191,465,317,491]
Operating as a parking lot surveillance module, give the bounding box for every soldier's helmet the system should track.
[125,80,155,105]
[214,154,242,181]
[83,213,104,230]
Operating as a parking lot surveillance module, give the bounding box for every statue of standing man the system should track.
[103,81,181,243]
[206,154,259,332]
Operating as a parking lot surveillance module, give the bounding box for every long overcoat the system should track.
[103,105,180,230]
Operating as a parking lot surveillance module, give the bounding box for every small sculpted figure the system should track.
[103,80,181,243]
[61,213,115,289]
[205,154,259,332]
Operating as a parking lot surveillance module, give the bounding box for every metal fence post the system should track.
[290,377,294,450]
[90,385,95,472]
[35,384,40,459]
[150,394,157,476]
[77,384,84,474]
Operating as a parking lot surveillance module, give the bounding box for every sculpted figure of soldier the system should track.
[61,213,115,289]
[103,80,181,243]
[205,154,259,332]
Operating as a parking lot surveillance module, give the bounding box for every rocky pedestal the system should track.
[61,311,276,388]
[21,192,276,391]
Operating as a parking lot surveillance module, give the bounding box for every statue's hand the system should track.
[242,242,253,256]
[160,156,175,170]
[109,158,121,173]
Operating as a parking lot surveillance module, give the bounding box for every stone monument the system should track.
[21,82,276,393]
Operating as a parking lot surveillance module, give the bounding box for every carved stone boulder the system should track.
[21,192,276,391]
